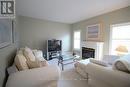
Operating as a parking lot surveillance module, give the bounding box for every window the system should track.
[74,31,80,49]
[110,23,130,55]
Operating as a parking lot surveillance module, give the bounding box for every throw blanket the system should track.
[113,54,130,73]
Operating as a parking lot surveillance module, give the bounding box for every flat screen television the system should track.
[47,40,62,52]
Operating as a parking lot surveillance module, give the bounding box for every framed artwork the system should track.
[87,24,103,41]
[0,19,13,48]
[12,20,16,43]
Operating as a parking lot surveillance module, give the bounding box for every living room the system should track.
[0,0,130,87]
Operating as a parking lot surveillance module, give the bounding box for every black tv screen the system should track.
[48,40,62,52]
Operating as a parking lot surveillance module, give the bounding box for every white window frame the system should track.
[109,22,130,55]
[73,30,81,50]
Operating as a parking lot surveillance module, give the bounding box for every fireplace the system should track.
[82,47,95,59]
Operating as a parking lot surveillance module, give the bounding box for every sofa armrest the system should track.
[86,63,130,87]
[6,65,61,87]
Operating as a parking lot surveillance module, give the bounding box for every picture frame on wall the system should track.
[0,19,13,48]
[86,23,103,41]
[12,20,16,43]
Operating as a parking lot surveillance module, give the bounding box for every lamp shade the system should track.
[115,45,128,53]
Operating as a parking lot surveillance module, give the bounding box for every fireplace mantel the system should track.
[81,41,104,60]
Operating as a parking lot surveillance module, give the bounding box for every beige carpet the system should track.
[48,59,90,87]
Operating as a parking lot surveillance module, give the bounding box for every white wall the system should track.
[0,17,19,87]
[19,16,72,51]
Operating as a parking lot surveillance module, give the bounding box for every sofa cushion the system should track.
[14,53,29,71]
[23,47,36,61]
[103,55,120,65]
[33,50,45,61]
[27,58,49,69]
[90,58,108,67]
[27,59,41,69]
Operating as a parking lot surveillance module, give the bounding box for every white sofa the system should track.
[6,65,60,87]
[6,47,61,87]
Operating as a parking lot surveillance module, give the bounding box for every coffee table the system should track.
[58,54,80,70]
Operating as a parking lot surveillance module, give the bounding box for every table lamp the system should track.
[115,45,128,56]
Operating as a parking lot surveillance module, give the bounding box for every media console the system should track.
[47,39,62,60]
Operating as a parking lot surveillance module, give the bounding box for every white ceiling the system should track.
[16,0,130,24]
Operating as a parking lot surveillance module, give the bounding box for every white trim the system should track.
[0,42,10,48]
[109,25,113,55]
[111,22,130,27]
[0,19,12,49]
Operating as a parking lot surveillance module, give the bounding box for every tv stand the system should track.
[47,39,62,60]
[47,51,61,60]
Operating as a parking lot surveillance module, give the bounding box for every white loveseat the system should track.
[75,55,130,87]
[6,47,61,87]
[86,55,130,87]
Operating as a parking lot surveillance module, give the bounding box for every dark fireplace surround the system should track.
[82,47,95,59]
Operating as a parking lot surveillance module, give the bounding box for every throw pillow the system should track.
[113,54,130,73]
[33,50,45,61]
[114,61,129,72]
[14,53,29,71]
[26,58,42,69]
[23,47,36,61]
